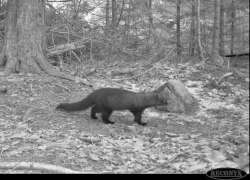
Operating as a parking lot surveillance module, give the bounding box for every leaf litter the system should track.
[0,61,249,173]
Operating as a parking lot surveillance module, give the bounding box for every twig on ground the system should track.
[218,72,234,85]
[79,136,101,144]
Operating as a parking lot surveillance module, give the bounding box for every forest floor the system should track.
[0,57,249,174]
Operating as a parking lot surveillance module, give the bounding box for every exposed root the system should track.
[0,162,85,174]
[32,55,82,81]
[0,161,113,174]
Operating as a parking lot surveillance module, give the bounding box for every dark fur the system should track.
[56,88,165,125]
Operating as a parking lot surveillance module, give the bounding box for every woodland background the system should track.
[0,0,249,174]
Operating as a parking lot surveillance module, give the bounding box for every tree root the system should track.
[0,51,92,87]
[0,162,85,174]
[0,161,113,174]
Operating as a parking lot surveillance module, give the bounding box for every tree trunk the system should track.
[116,0,125,27]
[41,0,46,51]
[211,0,220,62]
[241,16,245,52]
[0,0,71,79]
[72,0,81,20]
[148,0,153,26]
[112,0,117,30]
[230,0,235,55]
[189,0,195,56]
[106,0,110,28]
[176,0,181,62]
[219,0,225,56]
[124,0,132,44]
[201,8,209,51]
[146,0,153,39]
[195,0,204,61]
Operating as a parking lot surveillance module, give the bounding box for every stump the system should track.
[156,80,199,115]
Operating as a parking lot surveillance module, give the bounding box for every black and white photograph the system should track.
[0,0,249,175]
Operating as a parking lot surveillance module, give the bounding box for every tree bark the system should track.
[106,0,110,28]
[124,0,132,44]
[230,0,235,55]
[116,0,125,27]
[0,0,72,80]
[41,0,47,52]
[189,0,195,56]
[211,0,220,62]
[176,0,181,62]
[146,0,153,39]
[112,0,117,30]
[195,0,204,61]
[219,0,225,56]
[148,0,153,26]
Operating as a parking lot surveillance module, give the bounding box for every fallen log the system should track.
[47,39,89,56]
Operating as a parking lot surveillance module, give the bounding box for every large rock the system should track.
[156,80,199,114]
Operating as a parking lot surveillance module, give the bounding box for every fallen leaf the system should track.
[89,153,100,161]
[206,150,227,163]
